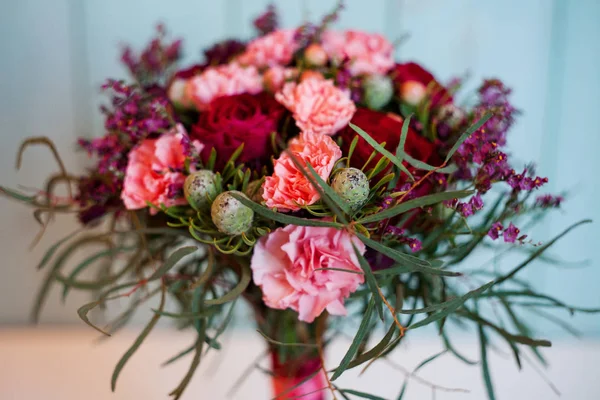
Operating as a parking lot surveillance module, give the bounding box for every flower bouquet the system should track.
[2,3,597,400]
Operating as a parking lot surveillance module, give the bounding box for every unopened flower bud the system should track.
[211,191,254,235]
[363,75,394,110]
[331,168,370,209]
[304,43,328,67]
[300,70,325,82]
[168,78,191,107]
[245,180,264,203]
[184,170,218,211]
[437,103,466,128]
[400,81,426,106]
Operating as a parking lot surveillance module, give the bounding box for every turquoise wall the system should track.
[1,0,598,334]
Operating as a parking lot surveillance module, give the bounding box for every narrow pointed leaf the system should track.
[147,246,197,280]
[111,289,166,391]
[358,190,473,224]
[230,193,344,228]
[445,112,493,163]
[353,245,384,320]
[358,234,460,277]
[408,280,495,330]
[478,326,496,400]
[205,265,251,305]
[349,123,414,180]
[331,297,375,381]
[339,389,386,400]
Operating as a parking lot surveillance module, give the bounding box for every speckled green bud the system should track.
[184,170,218,211]
[363,75,394,110]
[331,168,370,209]
[245,180,264,203]
[210,191,254,235]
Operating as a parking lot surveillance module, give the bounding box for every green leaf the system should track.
[331,297,375,381]
[257,330,319,348]
[478,325,497,400]
[32,235,109,322]
[441,332,477,365]
[77,299,111,336]
[445,112,493,163]
[358,190,473,224]
[0,186,37,203]
[162,344,195,367]
[396,115,412,165]
[151,308,217,319]
[230,192,344,228]
[408,280,495,330]
[483,290,600,314]
[400,152,457,174]
[147,246,197,280]
[397,350,447,399]
[347,135,359,165]
[36,228,83,270]
[339,389,387,400]
[169,331,205,399]
[358,234,460,277]
[111,289,165,392]
[353,245,384,320]
[207,148,217,171]
[347,323,396,370]
[349,123,414,180]
[61,245,136,300]
[285,150,348,223]
[205,265,251,305]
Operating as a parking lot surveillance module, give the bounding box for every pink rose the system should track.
[262,132,342,212]
[251,224,366,322]
[275,78,356,136]
[322,30,394,76]
[185,63,263,110]
[237,29,298,68]
[121,124,203,212]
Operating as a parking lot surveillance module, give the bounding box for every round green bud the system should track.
[211,191,254,235]
[184,170,218,211]
[363,74,394,110]
[331,168,370,209]
[245,180,264,203]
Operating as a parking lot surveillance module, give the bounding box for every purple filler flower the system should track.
[488,221,504,240]
[503,223,520,243]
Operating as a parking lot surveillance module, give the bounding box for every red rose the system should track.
[191,93,286,169]
[338,108,438,176]
[391,62,451,107]
[174,64,204,79]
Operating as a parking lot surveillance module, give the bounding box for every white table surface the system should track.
[0,327,599,400]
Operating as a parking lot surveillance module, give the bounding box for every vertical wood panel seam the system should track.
[67,0,93,140]
[534,0,569,289]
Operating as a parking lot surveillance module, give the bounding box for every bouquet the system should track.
[2,3,597,399]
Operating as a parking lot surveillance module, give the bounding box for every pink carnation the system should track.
[262,132,341,212]
[263,65,298,93]
[275,78,356,135]
[186,63,263,110]
[121,124,203,212]
[237,29,298,68]
[322,30,394,76]
[251,224,366,322]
